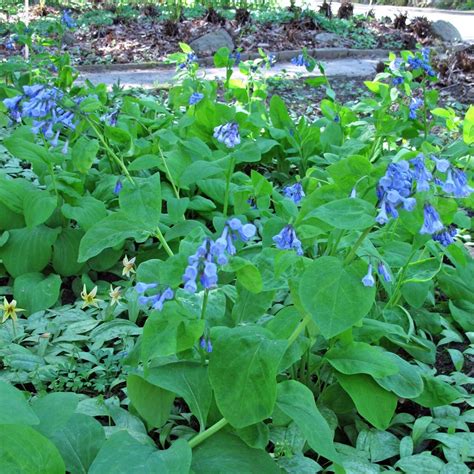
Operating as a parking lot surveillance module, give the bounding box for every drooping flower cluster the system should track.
[213,122,241,148]
[362,262,392,287]
[61,10,77,28]
[229,51,241,66]
[3,85,78,147]
[407,48,435,77]
[409,97,423,119]
[178,52,198,70]
[376,161,416,225]
[291,54,310,68]
[189,92,204,105]
[376,154,472,246]
[283,182,305,205]
[200,336,213,353]
[273,225,303,256]
[183,218,257,293]
[136,282,174,311]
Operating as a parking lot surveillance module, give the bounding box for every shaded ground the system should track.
[1,4,434,65]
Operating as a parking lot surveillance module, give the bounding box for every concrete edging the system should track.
[77,48,391,73]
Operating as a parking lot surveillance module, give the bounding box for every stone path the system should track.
[79,56,385,89]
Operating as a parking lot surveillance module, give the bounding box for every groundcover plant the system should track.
[0,39,473,473]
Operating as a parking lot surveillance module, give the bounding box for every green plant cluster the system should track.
[0,39,473,473]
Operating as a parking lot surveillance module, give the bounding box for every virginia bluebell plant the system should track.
[189,92,204,105]
[136,282,174,311]
[273,225,304,255]
[362,264,375,287]
[213,122,241,148]
[362,262,392,287]
[409,97,423,119]
[283,182,305,205]
[3,85,77,146]
[376,161,416,225]
[291,54,310,68]
[61,10,77,29]
[407,48,435,77]
[179,52,198,69]
[183,219,256,293]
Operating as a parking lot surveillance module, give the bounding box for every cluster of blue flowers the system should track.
[283,182,305,205]
[376,154,473,246]
[376,161,416,225]
[182,218,257,293]
[200,336,213,353]
[291,54,310,68]
[179,52,198,70]
[273,225,303,256]
[407,48,435,77]
[213,122,241,148]
[136,282,174,311]
[3,84,77,150]
[409,97,424,119]
[229,51,241,65]
[362,262,391,287]
[61,10,77,28]
[4,36,16,51]
[189,92,204,105]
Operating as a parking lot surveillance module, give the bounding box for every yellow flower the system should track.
[0,298,24,323]
[109,285,121,305]
[81,285,100,308]
[122,255,136,278]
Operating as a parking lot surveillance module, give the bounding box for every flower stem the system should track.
[158,146,179,199]
[343,226,372,265]
[155,227,174,257]
[200,289,209,320]
[223,156,235,217]
[86,117,134,184]
[287,313,311,347]
[188,417,229,449]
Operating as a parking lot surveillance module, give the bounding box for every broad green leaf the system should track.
[146,361,212,431]
[127,374,175,429]
[178,161,222,188]
[403,257,442,283]
[52,228,85,276]
[192,432,279,474]
[337,373,397,430]
[278,453,322,473]
[72,137,99,173]
[62,196,107,231]
[209,326,286,428]
[0,225,60,277]
[413,375,461,408]
[119,174,161,230]
[395,453,445,473]
[276,380,340,463]
[325,342,398,378]
[0,380,39,425]
[309,198,375,230]
[13,272,61,314]
[235,422,270,450]
[89,432,191,474]
[299,257,376,339]
[78,212,149,262]
[33,393,105,474]
[356,429,400,463]
[141,302,204,362]
[23,190,57,228]
[463,105,474,145]
[0,424,65,474]
[375,352,424,399]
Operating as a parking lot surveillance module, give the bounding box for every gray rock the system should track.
[315,32,342,45]
[431,20,462,42]
[62,31,75,46]
[190,28,234,56]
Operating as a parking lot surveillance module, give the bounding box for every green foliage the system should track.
[0,41,472,473]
